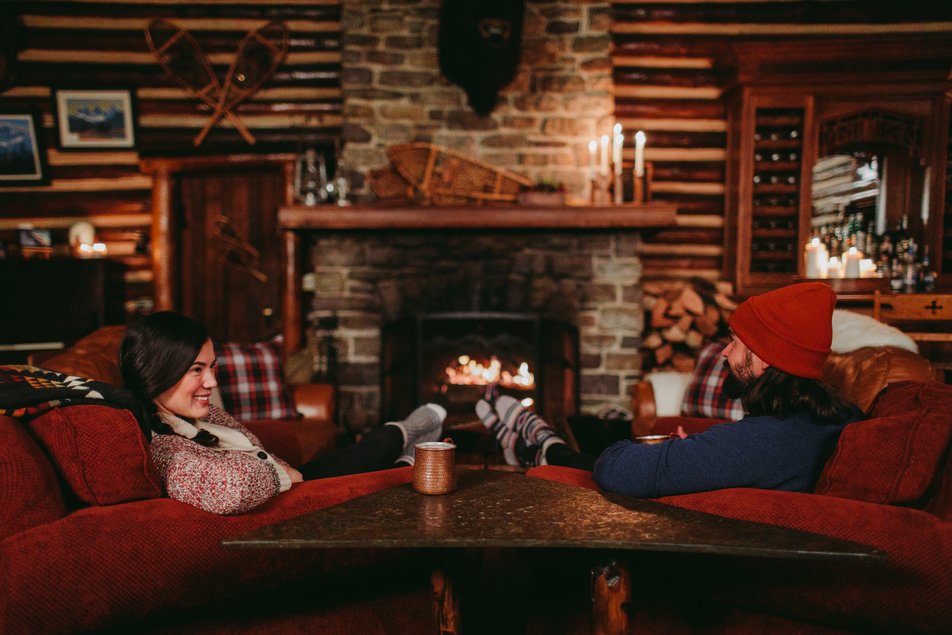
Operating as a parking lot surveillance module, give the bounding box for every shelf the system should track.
[279,203,679,231]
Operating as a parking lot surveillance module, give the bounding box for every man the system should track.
[476,282,861,497]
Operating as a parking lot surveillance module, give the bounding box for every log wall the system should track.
[0,0,342,318]
[610,1,952,283]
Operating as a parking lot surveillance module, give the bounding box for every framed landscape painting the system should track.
[0,111,49,186]
[54,88,136,149]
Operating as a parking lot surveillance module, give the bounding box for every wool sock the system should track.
[386,403,446,465]
[476,399,518,466]
[494,395,567,467]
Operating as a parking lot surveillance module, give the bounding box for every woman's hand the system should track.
[286,466,304,483]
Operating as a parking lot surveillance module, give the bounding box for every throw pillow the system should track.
[215,337,299,422]
[815,381,952,505]
[0,417,67,539]
[26,404,164,506]
[680,341,745,421]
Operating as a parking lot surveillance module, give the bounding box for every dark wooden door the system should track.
[176,165,284,343]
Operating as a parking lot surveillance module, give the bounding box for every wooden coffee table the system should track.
[223,470,883,634]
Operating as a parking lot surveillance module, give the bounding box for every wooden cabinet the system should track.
[723,37,951,296]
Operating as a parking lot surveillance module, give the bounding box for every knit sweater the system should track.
[150,405,293,515]
[592,410,860,498]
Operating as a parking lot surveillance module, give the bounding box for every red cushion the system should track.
[814,381,952,505]
[0,415,66,539]
[1,467,415,634]
[680,342,745,420]
[26,405,163,506]
[215,338,298,422]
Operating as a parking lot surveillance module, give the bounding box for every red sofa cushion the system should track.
[1,467,415,634]
[814,381,952,506]
[215,337,299,422]
[26,405,163,506]
[0,415,66,539]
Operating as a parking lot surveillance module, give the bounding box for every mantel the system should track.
[278,202,678,230]
[278,201,678,356]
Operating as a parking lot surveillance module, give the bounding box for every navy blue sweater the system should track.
[592,410,859,498]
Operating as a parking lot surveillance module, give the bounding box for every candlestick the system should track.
[613,133,623,176]
[600,135,610,176]
[634,130,646,177]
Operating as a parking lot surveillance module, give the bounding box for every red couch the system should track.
[530,379,952,633]
[1,328,436,634]
[0,408,437,634]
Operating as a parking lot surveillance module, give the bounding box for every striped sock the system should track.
[495,396,566,467]
[476,399,518,466]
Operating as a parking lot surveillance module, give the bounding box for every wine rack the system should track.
[749,108,804,274]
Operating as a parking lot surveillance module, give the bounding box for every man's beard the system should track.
[723,350,758,400]
[722,369,748,400]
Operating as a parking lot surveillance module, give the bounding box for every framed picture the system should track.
[0,111,49,186]
[53,88,136,149]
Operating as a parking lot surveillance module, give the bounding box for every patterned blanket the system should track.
[0,365,152,435]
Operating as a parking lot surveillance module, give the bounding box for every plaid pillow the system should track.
[680,342,745,421]
[214,337,299,422]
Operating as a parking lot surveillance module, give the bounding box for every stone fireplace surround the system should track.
[280,204,677,433]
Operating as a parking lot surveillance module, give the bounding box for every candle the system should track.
[803,238,828,279]
[859,258,876,278]
[600,135,610,175]
[588,138,597,172]
[844,247,863,278]
[612,124,623,175]
[827,256,843,279]
[634,130,646,177]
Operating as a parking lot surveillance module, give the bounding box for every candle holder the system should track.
[633,162,654,204]
[591,172,612,205]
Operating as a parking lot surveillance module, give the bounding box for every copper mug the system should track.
[413,438,457,495]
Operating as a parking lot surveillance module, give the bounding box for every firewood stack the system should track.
[641,278,737,372]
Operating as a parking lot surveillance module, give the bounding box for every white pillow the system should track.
[646,371,694,417]
[831,309,917,354]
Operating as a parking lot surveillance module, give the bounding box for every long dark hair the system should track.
[119,311,218,445]
[742,366,855,425]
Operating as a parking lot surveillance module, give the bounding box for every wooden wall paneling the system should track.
[1,0,343,324]
[610,1,952,295]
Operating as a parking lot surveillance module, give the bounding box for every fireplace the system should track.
[381,312,579,431]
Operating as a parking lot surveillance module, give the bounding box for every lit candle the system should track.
[859,258,876,278]
[844,246,864,278]
[588,138,597,173]
[600,135,610,175]
[634,130,646,177]
[612,123,623,175]
[803,238,827,279]
[827,256,843,279]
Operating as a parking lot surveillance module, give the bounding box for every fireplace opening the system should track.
[381,312,579,435]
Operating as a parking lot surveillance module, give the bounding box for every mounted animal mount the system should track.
[145,20,289,147]
[438,0,525,116]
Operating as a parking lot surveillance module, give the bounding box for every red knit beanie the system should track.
[727,282,836,379]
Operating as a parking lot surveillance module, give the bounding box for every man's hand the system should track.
[676,426,688,439]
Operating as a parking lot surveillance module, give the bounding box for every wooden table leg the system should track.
[431,566,461,635]
[592,559,631,635]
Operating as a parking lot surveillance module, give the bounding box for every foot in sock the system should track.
[476,399,518,466]
[386,403,446,465]
[493,395,567,467]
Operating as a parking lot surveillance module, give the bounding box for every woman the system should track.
[119,311,445,515]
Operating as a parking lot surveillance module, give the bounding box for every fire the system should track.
[444,355,535,388]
